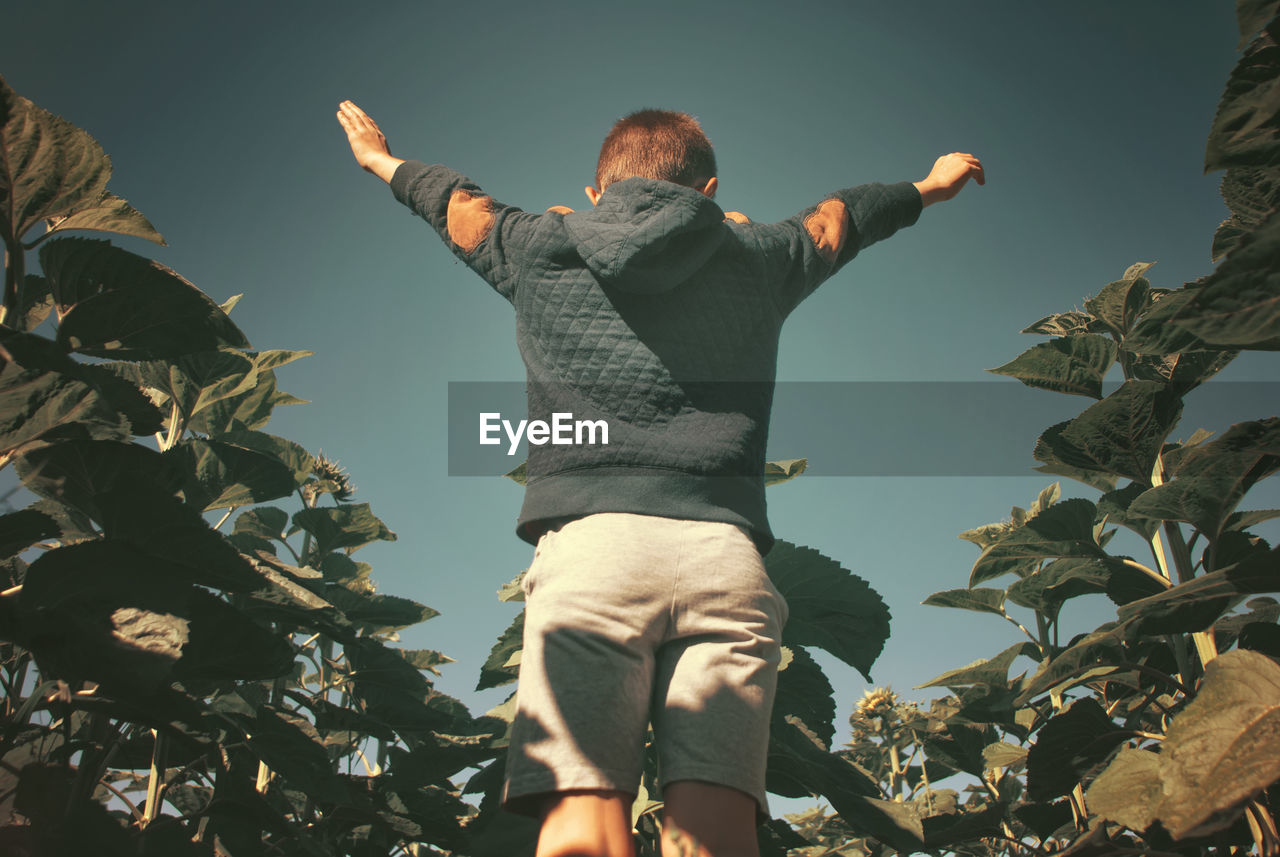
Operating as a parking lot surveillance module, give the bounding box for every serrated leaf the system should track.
[1205,30,1280,172]
[921,587,1006,616]
[1212,166,1280,260]
[293,503,396,557]
[969,498,1102,586]
[766,540,891,681]
[14,275,53,332]
[1032,381,1184,485]
[1021,311,1099,337]
[764,457,807,486]
[1097,482,1160,538]
[39,190,164,246]
[15,438,183,526]
[766,716,923,852]
[167,436,297,511]
[1017,624,1129,704]
[1026,698,1129,801]
[40,238,248,359]
[917,642,1040,690]
[988,335,1116,399]
[982,740,1028,769]
[1158,650,1280,838]
[477,609,524,691]
[324,587,438,634]
[1087,747,1163,832]
[1172,211,1280,349]
[1084,264,1155,338]
[1006,557,1111,618]
[0,509,59,559]
[347,637,473,735]
[1116,544,1280,635]
[1124,288,1216,355]
[773,644,836,747]
[1129,419,1280,541]
[0,75,111,245]
[0,333,132,453]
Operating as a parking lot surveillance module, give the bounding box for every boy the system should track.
[338,101,982,857]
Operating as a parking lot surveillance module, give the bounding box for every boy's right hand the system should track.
[337,100,405,184]
[913,153,985,208]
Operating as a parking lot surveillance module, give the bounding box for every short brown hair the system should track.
[595,109,716,191]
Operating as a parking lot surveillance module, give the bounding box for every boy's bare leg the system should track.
[661,781,759,857]
[537,789,636,857]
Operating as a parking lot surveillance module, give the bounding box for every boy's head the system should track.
[586,109,717,204]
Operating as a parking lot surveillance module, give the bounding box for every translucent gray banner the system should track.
[446,381,1277,477]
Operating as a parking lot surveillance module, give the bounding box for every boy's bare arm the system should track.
[913,153,985,207]
[337,100,404,183]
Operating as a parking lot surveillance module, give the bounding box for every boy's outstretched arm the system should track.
[337,100,404,183]
[913,152,985,207]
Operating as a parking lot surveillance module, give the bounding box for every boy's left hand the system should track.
[338,100,404,183]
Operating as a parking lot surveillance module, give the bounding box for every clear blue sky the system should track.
[6,0,1275,787]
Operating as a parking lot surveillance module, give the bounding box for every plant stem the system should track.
[2,237,24,326]
[142,729,167,827]
[1164,522,1219,666]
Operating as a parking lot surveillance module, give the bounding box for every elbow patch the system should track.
[803,198,848,263]
[447,189,495,254]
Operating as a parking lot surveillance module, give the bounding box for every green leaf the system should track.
[1097,482,1161,538]
[1116,544,1280,635]
[1204,29,1280,171]
[1156,650,1280,839]
[171,589,295,681]
[219,429,313,486]
[40,238,249,359]
[766,540,891,681]
[39,190,164,246]
[0,75,111,245]
[167,436,298,511]
[346,637,473,735]
[774,644,836,747]
[982,740,1028,769]
[324,587,439,635]
[0,509,59,559]
[1032,381,1184,485]
[14,275,53,332]
[917,642,1040,690]
[766,716,924,852]
[969,498,1102,586]
[1123,288,1217,355]
[1127,348,1238,394]
[293,503,396,557]
[1171,211,1280,349]
[504,460,527,486]
[0,333,132,454]
[1129,419,1280,541]
[921,587,1006,616]
[15,438,183,526]
[232,506,290,543]
[1017,624,1129,704]
[1087,747,1163,833]
[224,705,351,805]
[1084,263,1156,338]
[988,334,1116,399]
[764,457,807,486]
[1212,166,1280,261]
[1234,0,1280,50]
[1026,698,1129,801]
[1006,557,1112,618]
[1021,311,1100,337]
[477,609,524,691]
[136,348,257,421]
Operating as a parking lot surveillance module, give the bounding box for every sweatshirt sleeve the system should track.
[390,160,546,303]
[763,180,923,314]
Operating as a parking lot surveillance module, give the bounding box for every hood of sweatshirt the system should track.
[563,177,728,294]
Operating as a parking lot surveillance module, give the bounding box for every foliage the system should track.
[791,3,1280,853]
[0,74,503,856]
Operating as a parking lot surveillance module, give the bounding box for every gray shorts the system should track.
[502,512,788,815]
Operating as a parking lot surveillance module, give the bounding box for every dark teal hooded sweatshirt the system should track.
[391,161,922,551]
